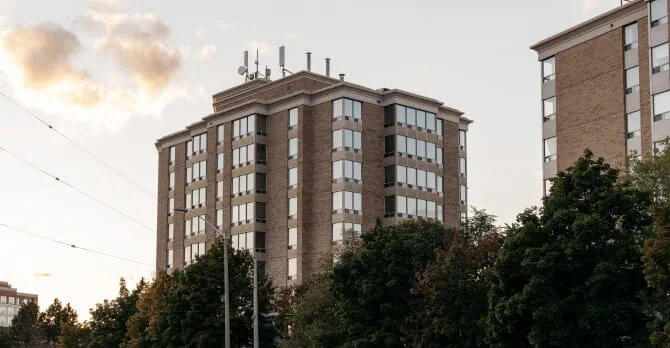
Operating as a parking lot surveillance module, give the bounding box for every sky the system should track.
[0,0,623,320]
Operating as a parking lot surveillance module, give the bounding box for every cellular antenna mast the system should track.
[279,45,293,76]
[238,49,271,81]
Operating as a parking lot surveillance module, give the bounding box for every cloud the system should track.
[1,22,102,106]
[216,20,232,31]
[248,40,269,55]
[198,44,216,60]
[79,9,182,95]
[34,273,51,279]
[88,0,127,11]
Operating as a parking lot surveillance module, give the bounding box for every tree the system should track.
[627,147,670,345]
[88,278,146,348]
[122,273,172,348]
[156,237,278,347]
[10,301,42,346]
[329,219,451,347]
[410,208,504,348]
[58,322,91,348]
[39,298,78,345]
[487,150,652,347]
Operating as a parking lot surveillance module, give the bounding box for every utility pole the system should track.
[175,209,230,348]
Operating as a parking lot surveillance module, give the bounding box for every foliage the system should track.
[487,150,652,347]
[58,322,91,348]
[88,278,146,348]
[627,147,670,346]
[121,273,172,348]
[10,301,42,346]
[39,298,78,345]
[155,236,278,348]
[410,208,504,348]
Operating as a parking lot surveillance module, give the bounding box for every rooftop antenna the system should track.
[238,50,249,82]
[306,52,312,72]
[325,58,331,77]
[254,48,259,79]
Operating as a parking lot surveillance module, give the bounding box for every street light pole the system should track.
[176,208,230,348]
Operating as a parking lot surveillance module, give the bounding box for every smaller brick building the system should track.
[531,0,670,195]
[0,281,38,327]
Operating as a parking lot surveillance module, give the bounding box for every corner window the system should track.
[543,97,556,121]
[332,129,362,152]
[168,172,175,190]
[288,258,297,280]
[542,57,555,82]
[289,108,299,129]
[217,125,224,144]
[288,167,298,188]
[168,198,174,215]
[626,111,641,138]
[544,179,553,196]
[544,137,557,162]
[460,185,467,204]
[217,209,223,229]
[168,223,174,241]
[459,130,467,150]
[167,249,173,268]
[459,157,467,176]
[217,153,224,172]
[288,197,298,218]
[333,98,362,122]
[651,0,668,27]
[169,146,175,163]
[289,138,299,159]
[624,23,638,51]
[652,43,669,74]
[654,91,670,121]
[332,191,362,214]
[625,66,640,94]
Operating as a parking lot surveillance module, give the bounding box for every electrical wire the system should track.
[0,144,155,232]
[0,222,151,267]
[0,91,155,197]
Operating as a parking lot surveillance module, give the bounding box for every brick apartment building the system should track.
[0,281,37,327]
[155,70,471,287]
[532,0,670,195]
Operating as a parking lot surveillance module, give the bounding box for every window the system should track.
[436,119,443,136]
[543,97,556,121]
[332,129,362,152]
[654,91,670,121]
[184,245,191,265]
[169,146,175,163]
[188,215,206,235]
[333,98,362,122]
[625,66,640,94]
[232,173,256,196]
[289,167,298,188]
[332,222,361,242]
[332,160,362,183]
[167,249,173,268]
[624,23,638,51]
[460,185,467,204]
[459,157,467,176]
[417,110,426,129]
[231,202,256,225]
[168,198,174,215]
[393,135,439,163]
[217,153,224,172]
[187,161,207,182]
[288,258,297,280]
[542,57,555,82]
[186,187,206,208]
[544,179,553,196]
[289,138,298,159]
[426,112,436,133]
[168,172,175,190]
[168,223,174,241]
[387,196,442,220]
[626,111,641,138]
[8,297,14,305]
[217,125,224,144]
[396,105,406,124]
[233,115,258,139]
[0,296,5,304]
[217,209,223,229]
[289,197,298,218]
[652,43,669,74]
[288,228,297,249]
[459,130,467,150]
[289,108,298,129]
[217,181,223,199]
[232,144,257,167]
[231,232,259,252]
[187,133,207,156]
[186,140,193,158]
[332,191,362,213]
[651,0,668,27]
[407,107,416,127]
[544,137,557,162]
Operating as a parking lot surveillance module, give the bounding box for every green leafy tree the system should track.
[0,327,12,348]
[410,208,504,348]
[38,298,78,345]
[156,237,278,347]
[329,219,451,347]
[58,321,91,348]
[10,301,42,346]
[122,273,172,348]
[88,278,146,348]
[627,147,670,345]
[487,150,652,347]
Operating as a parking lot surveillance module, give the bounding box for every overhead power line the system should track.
[0,145,155,233]
[0,91,155,197]
[0,222,151,267]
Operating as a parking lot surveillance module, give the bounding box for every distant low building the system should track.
[0,281,38,327]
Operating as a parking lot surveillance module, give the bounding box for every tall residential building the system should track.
[0,281,38,327]
[531,0,670,195]
[155,70,471,287]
